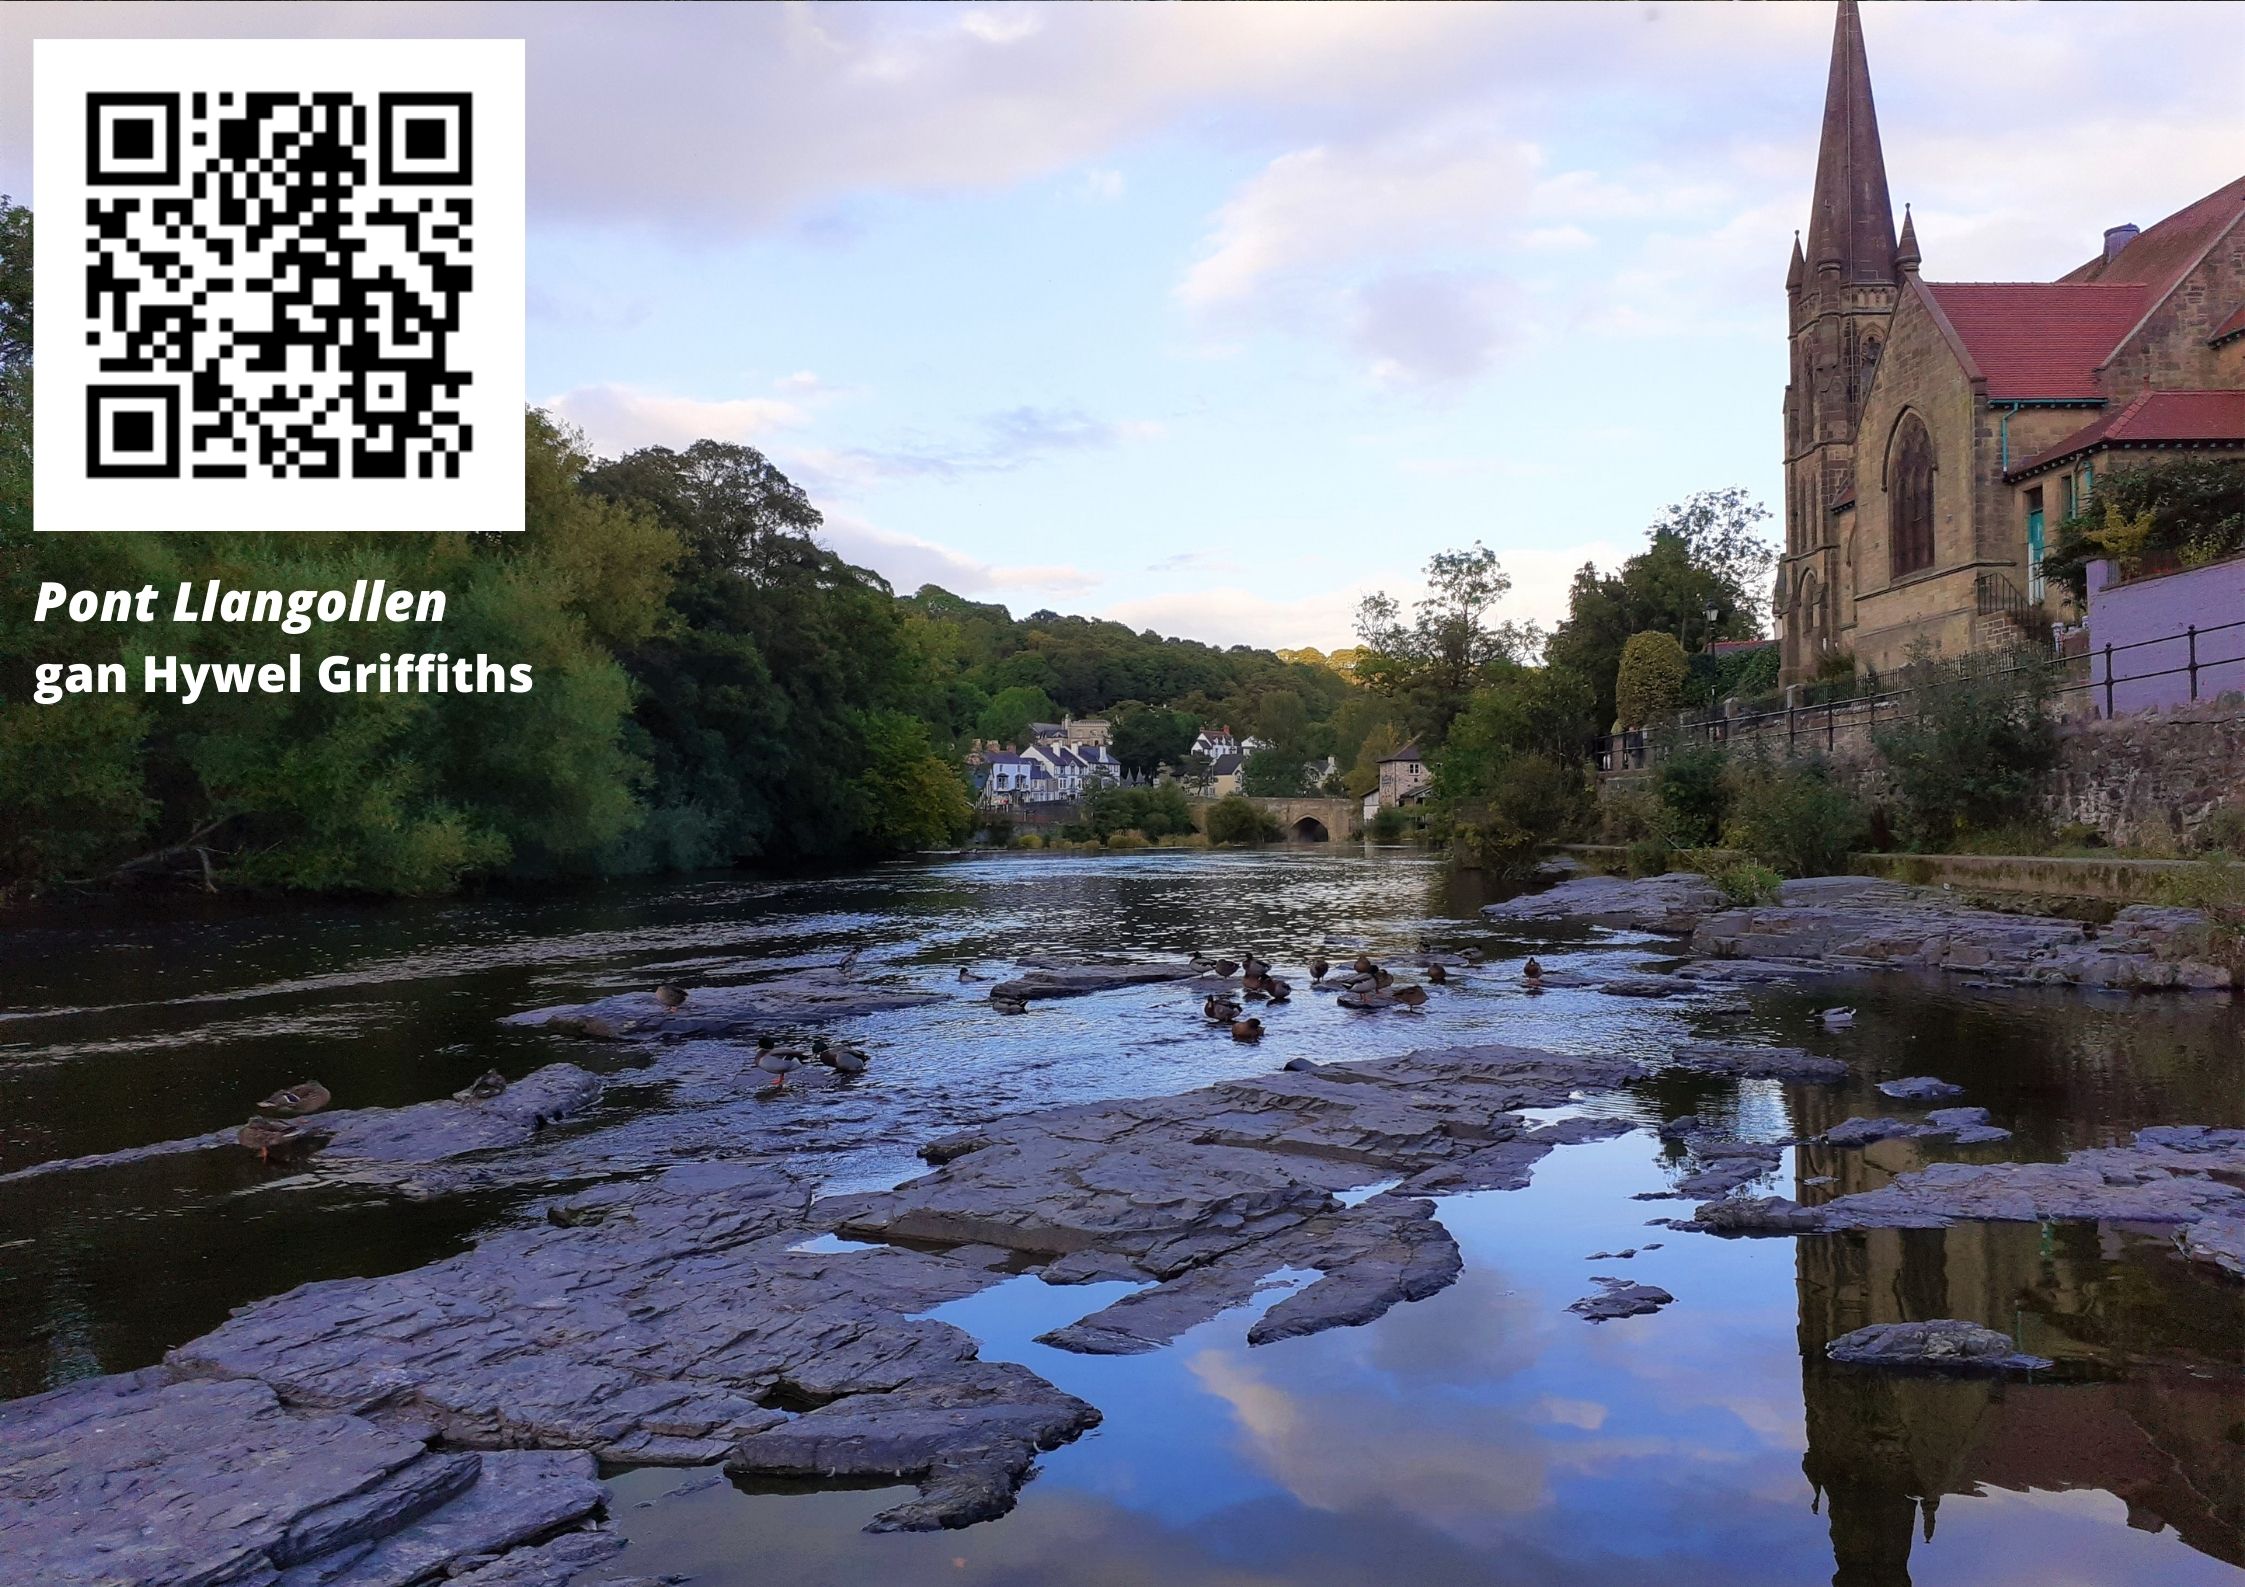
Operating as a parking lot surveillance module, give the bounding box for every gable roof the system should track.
[2006,390,2245,480]
[1379,740,1424,764]
[2059,174,2245,299]
[1208,753,1242,775]
[2210,304,2245,349]
[1916,281,2150,399]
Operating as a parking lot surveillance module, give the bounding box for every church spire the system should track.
[1803,0,1898,284]
[1895,204,1920,273]
[1787,231,1806,292]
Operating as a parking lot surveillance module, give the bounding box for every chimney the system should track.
[2103,223,2140,262]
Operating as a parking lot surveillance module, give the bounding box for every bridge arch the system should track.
[1290,816,1330,843]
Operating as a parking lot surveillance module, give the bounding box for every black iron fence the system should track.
[1593,614,2245,774]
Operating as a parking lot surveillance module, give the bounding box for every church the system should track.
[1776,0,2245,686]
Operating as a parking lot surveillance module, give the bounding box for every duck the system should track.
[1241,952,1269,979]
[453,1069,508,1102]
[1212,958,1241,979]
[1308,956,1330,981]
[1262,976,1291,1003]
[957,965,988,982]
[1391,984,1429,1008]
[1820,1007,1856,1029]
[256,1081,331,1117]
[1353,953,1375,976]
[653,983,689,1010]
[238,1115,324,1162]
[1461,947,1486,963]
[1230,1017,1264,1042]
[1522,957,1544,982]
[1425,963,1448,984]
[1205,993,1243,1023]
[812,1038,869,1076]
[992,993,1029,1016]
[1371,966,1394,990]
[753,1036,804,1090]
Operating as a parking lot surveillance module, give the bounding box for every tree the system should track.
[1872,646,2060,847]
[1346,721,1404,800]
[1354,542,1534,744]
[1255,688,1310,752]
[849,710,973,854]
[1109,704,1198,777]
[1546,488,1778,726]
[1614,632,1689,728]
[2044,459,2245,596]
[1241,746,1307,797]
[1430,663,1596,806]
[1205,794,1282,845]
[976,685,1059,749]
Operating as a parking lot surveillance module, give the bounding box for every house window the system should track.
[1888,414,1936,577]
[2025,486,2045,603]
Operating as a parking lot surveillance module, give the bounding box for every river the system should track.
[2,848,2240,1584]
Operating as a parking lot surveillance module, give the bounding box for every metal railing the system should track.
[1592,614,2245,774]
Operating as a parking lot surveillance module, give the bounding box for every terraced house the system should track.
[1776,0,2245,685]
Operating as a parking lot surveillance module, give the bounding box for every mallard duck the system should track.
[1262,976,1291,1003]
[257,1081,331,1117]
[1391,984,1429,1008]
[812,1038,869,1075]
[992,993,1029,1016]
[1230,1017,1264,1042]
[1212,958,1240,979]
[454,1069,508,1102]
[754,1036,804,1090]
[654,983,689,1010]
[1820,1007,1856,1028]
[957,965,987,982]
[1205,993,1243,1023]
[1353,953,1374,975]
[1372,966,1393,990]
[1308,956,1330,981]
[578,1015,625,1040]
[1242,952,1269,979]
[1522,957,1543,981]
[238,1115,324,1161]
[1425,963,1448,984]
[1461,947,1485,963]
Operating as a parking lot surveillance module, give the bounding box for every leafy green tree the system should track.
[1083,782,1194,840]
[1722,757,1868,877]
[1241,746,1307,797]
[1614,632,1689,728]
[976,685,1059,749]
[1109,704,1198,777]
[1354,543,1533,744]
[1654,747,1729,847]
[849,709,973,853]
[1872,646,2060,847]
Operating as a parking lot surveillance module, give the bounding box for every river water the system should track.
[2,848,2240,1584]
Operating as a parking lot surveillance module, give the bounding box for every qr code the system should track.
[35,40,524,533]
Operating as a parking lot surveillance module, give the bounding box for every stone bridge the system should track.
[1195,795,1359,842]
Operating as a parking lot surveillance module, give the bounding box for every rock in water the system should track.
[1825,1319,2052,1373]
[1878,1075,1964,1101]
[1568,1277,1674,1321]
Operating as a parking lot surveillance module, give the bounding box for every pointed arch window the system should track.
[1889,414,1936,577]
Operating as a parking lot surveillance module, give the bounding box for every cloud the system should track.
[1177,125,1536,310]
[1080,168,1127,202]
[540,383,804,453]
[799,405,1163,486]
[1350,270,1516,389]
[819,512,1100,601]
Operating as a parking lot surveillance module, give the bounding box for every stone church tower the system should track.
[1779,0,1899,685]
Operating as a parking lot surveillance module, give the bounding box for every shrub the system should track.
[1453,755,1588,876]
[1655,746,1730,847]
[2157,858,2245,976]
[1722,757,1868,877]
[1367,805,1411,843]
[2196,801,2245,858]
[1596,785,1667,844]
[1677,846,1782,906]
[1104,829,1149,850]
[1872,645,2058,849]
[1625,836,1674,878]
[1083,783,1195,840]
[1205,794,1282,846]
[1614,632,1690,729]
[1012,832,1045,850]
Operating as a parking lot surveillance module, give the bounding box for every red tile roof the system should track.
[2060,175,2245,300]
[2210,304,2245,348]
[2006,390,2245,479]
[1918,281,2151,399]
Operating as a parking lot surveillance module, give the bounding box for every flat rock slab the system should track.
[1569,1277,1674,1321]
[1483,872,1727,934]
[987,961,1202,1002]
[1820,1109,2011,1148]
[1690,892,2231,991]
[0,1370,604,1587]
[1825,1319,2052,1374]
[509,975,943,1039]
[1667,1041,1849,1083]
[1877,1075,1965,1101]
[1695,1126,2245,1236]
[0,1064,604,1186]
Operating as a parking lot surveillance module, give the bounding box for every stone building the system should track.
[1777,0,2245,685]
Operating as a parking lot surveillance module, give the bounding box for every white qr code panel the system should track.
[33,39,523,532]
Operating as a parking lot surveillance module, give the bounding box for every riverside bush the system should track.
[1872,646,2058,848]
[1206,794,1283,845]
[1722,757,1868,878]
[1655,746,1730,846]
[1614,632,1689,729]
[1677,846,1782,905]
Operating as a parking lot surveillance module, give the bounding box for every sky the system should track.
[6,2,2242,649]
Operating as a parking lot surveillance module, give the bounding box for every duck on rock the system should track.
[257,1081,331,1117]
